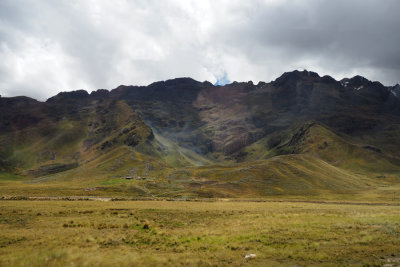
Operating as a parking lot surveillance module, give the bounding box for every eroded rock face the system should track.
[109,78,213,154]
[194,82,262,154]
[40,71,400,156]
[1,70,399,172]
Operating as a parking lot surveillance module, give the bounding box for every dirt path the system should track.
[1,195,400,206]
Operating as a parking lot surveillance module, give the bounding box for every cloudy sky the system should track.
[0,0,399,100]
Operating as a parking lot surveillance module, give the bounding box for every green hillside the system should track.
[1,71,400,200]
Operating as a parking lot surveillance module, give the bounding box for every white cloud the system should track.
[0,0,399,100]
[0,36,90,99]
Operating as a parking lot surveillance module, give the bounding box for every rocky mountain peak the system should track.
[391,84,400,97]
[46,89,89,103]
[90,89,110,99]
[340,75,370,89]
[273,70,320,87]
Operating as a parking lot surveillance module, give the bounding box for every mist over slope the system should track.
[1,70,400,198]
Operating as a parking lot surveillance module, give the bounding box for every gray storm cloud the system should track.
[0,0,399,100]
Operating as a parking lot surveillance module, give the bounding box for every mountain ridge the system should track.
[1,70,400,198]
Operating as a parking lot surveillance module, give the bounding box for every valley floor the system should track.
[0,200,399,266]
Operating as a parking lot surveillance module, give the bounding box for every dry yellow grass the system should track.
[0,200,399,266]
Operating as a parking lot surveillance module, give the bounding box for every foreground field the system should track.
[0,200,399,266]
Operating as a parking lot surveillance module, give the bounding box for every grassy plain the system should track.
[0,200,399,266]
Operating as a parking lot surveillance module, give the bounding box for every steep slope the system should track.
[0,96,154,176]
[279,123,400,175]
[108,78,214,154]
[55,71,399,161]
[0,70,400,199]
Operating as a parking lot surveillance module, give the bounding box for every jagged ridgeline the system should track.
[1,70,400,197]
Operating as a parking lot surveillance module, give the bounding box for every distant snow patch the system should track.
[341,81,349,87]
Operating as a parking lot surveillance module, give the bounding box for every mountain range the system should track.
[1,70,400,199]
